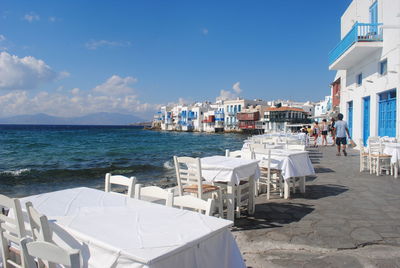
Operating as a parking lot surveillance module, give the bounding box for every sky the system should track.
[0,0,351,119]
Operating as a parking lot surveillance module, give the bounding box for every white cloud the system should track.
[0,52,65,90]
[71,88,80,95]
[0,89,158,118]
[23,12,40,22]
[93,75,137,95]
[202,28,209,35]
[0,35,5,42]
[217,82,242,101]
[48,16,56,22]
[85,40,131,50]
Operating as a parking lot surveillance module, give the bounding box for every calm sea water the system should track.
[0,125,247,197]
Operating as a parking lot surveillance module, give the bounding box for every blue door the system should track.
[363,96,370,145]
[348,101,353,137]
[370,2,378,24]
[379,90,396,137]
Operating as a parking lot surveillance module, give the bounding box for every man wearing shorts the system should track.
[334,113,350,156]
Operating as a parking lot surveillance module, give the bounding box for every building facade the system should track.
[329,0,400,145]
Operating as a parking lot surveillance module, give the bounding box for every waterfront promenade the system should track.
[234,146,400,267]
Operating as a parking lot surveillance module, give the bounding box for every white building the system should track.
[314,96,333,120]
[329,0,400,145]
[223,98,269,130]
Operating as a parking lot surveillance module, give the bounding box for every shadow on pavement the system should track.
[232,202,314,231]
[300,184,348,200]
[314,167,335,173]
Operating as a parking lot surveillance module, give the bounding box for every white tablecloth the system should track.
[252,149,315,180]
[383,143,400,164]
[17,187,245,268]
[200,156,260,185]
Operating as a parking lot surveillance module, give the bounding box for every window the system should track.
[380,59,387,75]
[356,73,362,86]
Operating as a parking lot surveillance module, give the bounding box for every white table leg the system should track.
[284,180,290,199]
[248,175,255,215]
[226,182,235,221]
[299,176,306,193]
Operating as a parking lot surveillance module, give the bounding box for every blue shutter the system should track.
[363,97,370,145]
[347,101,353,137]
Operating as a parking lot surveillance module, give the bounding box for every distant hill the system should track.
[0,112,146,125]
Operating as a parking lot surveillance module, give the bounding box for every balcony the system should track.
[329,23,383,70]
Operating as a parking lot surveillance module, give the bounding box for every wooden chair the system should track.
[20,238,80,268]
[172,196,215,216]
[0,194,27,268]
[105,173,136,198]
[173,156,223,217]
[287,144,306,151]
[368,138,391,176]
[359,139,369,172]
[134,184,173,206]
[252,148,283,199]
[225,149,253,218]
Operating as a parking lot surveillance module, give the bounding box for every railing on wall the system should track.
[329,22,383,65]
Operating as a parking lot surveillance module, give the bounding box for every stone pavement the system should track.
[233,146,400,267]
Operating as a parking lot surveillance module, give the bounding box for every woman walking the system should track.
[312,121,320,147]
[321,119,329,146]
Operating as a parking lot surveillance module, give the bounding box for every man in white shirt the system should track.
[334,113,351,156]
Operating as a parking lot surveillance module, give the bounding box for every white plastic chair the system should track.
[173,156,223,217]
[105,173,136,198]
[0,194,27,268]
[172,196,215,216]
[20,238,80,268]
[134,184,173,206]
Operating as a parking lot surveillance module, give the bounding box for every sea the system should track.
[0,125,248,197]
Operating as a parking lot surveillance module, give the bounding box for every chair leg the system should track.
[218,189,223,218]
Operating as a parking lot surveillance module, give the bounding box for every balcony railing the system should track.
[329,22,383,65]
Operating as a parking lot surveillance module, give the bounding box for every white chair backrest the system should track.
[287,144,306,151]
[368,137,382,154]
[105,173,136,198]
[0,194,27,268]
[173,156,203,198]
[249,143,265,151]
[226,149,254,160]
[21,238,80,268]
[25,202,52,243]
[172,196,214,216]
[134,184,173,206]
[25,202,55,268]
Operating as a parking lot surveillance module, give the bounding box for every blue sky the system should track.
[0,0,351,119]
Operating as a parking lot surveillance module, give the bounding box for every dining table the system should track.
[17,187,245,268]
[382,142,400,178]
[246,148,315,199]
[200,155,260,221]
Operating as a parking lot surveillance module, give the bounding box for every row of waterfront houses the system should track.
[152,97,334,133]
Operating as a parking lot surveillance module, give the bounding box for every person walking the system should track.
[329,118,336,146]
[321,119,329,146]
[334,113,351,156]
[312,121,320,147]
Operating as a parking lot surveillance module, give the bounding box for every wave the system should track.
[0,168,31,176]
[0,164,166,184]
[163,160,175,170]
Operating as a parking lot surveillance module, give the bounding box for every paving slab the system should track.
[234,146,400,267]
